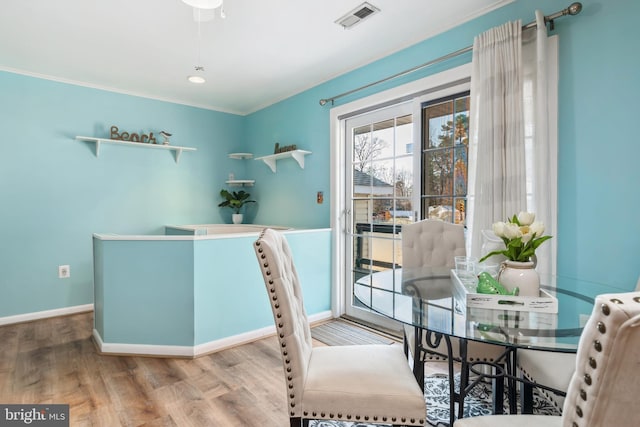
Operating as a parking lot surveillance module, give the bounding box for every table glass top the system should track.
[354,267,626,352]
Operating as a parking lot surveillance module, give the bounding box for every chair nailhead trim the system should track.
[594,340,602,352]
[584,373,592,385]
[610,298,623,304]
[589,357,597,369]
[572,422,578,427]
[576,406,583,417]
[303,411,308,416]
[597,321,606,333]
[580,389,587,400]
[634,296,640,303]
[601,304,610,315]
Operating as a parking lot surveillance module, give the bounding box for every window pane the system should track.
[421,91,470,224]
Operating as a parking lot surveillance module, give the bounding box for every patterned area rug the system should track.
[307,373,561,427]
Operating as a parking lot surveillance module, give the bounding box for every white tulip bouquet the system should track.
[479,212,552,263]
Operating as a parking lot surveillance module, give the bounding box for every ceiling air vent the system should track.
[335,2,381,30]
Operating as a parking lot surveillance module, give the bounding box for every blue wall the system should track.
[1,0,639,319]
[0,73,244,317]
[245,0,640,289]
[93,230,331,348]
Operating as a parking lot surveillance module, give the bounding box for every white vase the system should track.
[232,213,243,224]
[498,260,540,297]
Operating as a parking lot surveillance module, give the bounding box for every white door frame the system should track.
[329,63,472,320]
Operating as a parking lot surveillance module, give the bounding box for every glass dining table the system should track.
[353,266,624,425]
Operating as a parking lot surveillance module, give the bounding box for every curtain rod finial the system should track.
[568,2,582,16]
[319,99,327,106]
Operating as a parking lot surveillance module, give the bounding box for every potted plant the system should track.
[479,211,552,297]
[218,189,256,224]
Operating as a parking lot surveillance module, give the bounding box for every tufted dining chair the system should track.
[401,219,505,389]
[254,228,426,427]
[516,275,640,413]
[454,291,640,427]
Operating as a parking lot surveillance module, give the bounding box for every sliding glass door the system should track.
[343,102,414,329]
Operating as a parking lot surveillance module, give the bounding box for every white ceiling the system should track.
[0,0,512,115]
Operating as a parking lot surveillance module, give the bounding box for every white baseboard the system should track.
[92,310,334,358]
[0,304,94,327]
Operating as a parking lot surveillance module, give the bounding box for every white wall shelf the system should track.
[227,152,254,185]
[75,136,197,163]
[255,150,312,173]
[225,179,255,186]
[228,152,254,160]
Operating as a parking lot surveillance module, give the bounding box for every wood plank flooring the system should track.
[0,312,450,426]
[0,312,294,426]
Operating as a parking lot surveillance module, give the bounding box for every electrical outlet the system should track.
[58,265,70,279]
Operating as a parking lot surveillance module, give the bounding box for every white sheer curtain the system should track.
[524,10,558,276]
[467,11,558,276]
[467,20,526,258]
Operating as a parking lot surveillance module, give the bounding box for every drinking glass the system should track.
[455,256,478,282]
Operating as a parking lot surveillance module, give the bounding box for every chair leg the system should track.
[491,364,505,415]
[289,417,302,427]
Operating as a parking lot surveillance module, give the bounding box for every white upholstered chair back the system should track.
[561,292,640,427]
[254,228,313,420]
[402,219,466,269]
[455,292,640,427]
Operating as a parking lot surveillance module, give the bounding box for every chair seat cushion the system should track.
[454,414,562,426]
[304,344,426,425]
[517,349,575,410]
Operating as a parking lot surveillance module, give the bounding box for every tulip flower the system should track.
[480,212,552,263]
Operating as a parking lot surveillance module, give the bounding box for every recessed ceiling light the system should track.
[188,75,206,84]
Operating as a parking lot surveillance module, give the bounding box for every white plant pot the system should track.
[232,213,243,224]
[498,260,540,297]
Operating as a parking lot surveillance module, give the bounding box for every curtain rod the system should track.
[319,2,582,106]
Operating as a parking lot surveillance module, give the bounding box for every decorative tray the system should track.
[451,270,558,313]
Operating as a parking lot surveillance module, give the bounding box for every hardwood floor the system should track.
[0,312,295,426]
[1,312,452,426]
